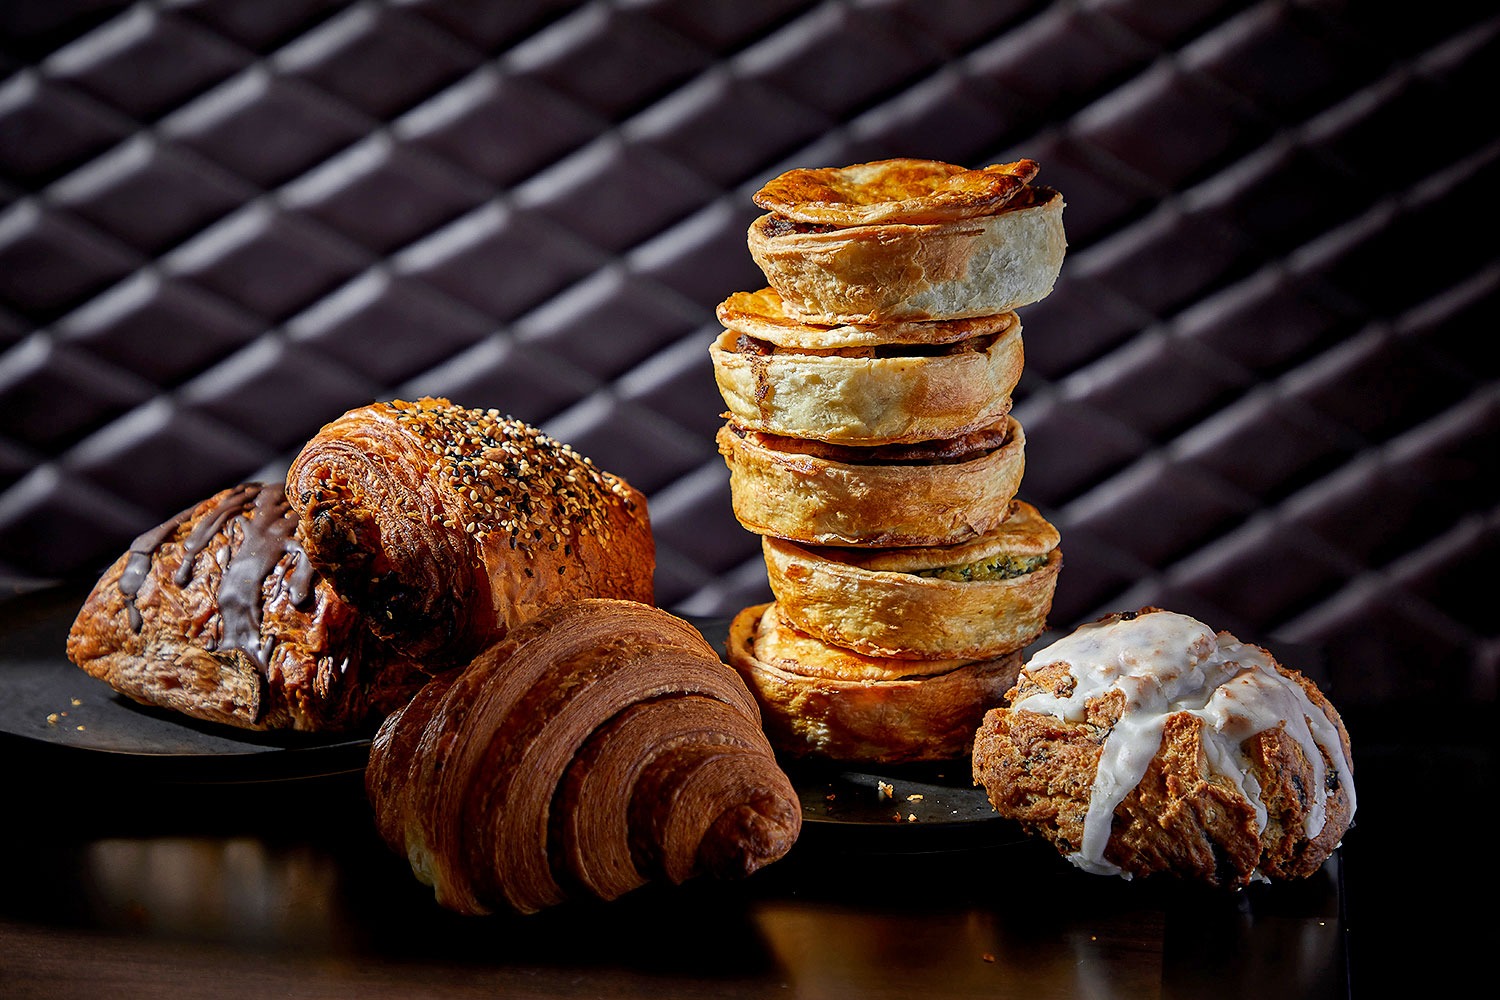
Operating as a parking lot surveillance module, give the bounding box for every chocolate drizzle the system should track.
[116,482,315,675]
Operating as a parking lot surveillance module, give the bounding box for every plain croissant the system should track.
[366,599,803,915]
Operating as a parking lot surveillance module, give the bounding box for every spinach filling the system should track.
[911,552,1048,582]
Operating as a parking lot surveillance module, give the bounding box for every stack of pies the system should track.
[713,158,1068,763]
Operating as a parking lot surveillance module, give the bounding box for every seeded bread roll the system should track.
[286,397,654,665]
[746,159,1065,325]
[764,500,1061,660]
[716,416,1025,548]
[726,602,1021,763]
[709,314,1022,446]
[972,608,1357,886]
[66,482,433,732]
[367,599,801,915]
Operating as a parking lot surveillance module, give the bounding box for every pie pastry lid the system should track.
[763,501,1062,660]
[715,416,1027,548]
[747,187,1065,325]
[726,602,1022,763]
[708,319,1022,445]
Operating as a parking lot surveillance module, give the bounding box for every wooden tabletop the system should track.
[0,742,1350,1000]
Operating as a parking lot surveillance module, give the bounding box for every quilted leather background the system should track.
[1,0,1494,713]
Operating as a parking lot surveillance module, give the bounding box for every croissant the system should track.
[285,397,654,665]
[66,482,433,732]
[366,599,802,915]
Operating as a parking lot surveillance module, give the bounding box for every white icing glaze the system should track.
[1013,611,1356,877]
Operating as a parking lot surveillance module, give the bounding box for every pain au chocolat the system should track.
[286,397,654,665]
[747,158,1065,325]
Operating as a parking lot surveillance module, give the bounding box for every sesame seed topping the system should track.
[385,397,635,553]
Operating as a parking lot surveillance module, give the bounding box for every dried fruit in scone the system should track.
[746,158,1066,324]
[971,608,1356,887]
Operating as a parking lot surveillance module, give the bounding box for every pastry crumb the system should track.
[877,780,894,800]
[907,793,924,801]
[46,713,59,725]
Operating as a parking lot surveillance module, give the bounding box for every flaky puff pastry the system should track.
[764,500,1061,660]
[717,287,1017,351]
[727,603,1021,763]
[716,416,1025,547]
[286,397,653,665]
[709,314,1022,445]
[66,482,433,732]
[971,608,1357,887]
[366,599,801,915]
[754,158,1042,226]
[747,159,1065,325]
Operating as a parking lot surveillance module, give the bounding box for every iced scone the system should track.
[971,607,1355,886]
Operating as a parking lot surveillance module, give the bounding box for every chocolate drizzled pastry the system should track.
[67,482,432,732]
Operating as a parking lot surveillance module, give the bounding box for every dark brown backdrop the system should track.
[2,0,1495,722]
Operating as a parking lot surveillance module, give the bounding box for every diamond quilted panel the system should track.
[48,135,253,254]
[0,465,148,578]
[279,134,489,253]
[543,394,707,498]
[63,398,270,511]
[176,336,378,452]
[160,68,370,187]
[393,202,605,320]
[396,336,592,424]
[52,271,262,384]
[273,4,476,120]
[0,201,139,320]
[395,70,604,187]
[0,72,131,186]
[514,269,701,382]
[285,269,489,384]
[738,4,939,118]
[165,0,345,53]
[42,6,248,120]
[0,334,149,449]
[161,203,369,320]
[519,142,721,254]
[503,4,710,119]
[0,0,1493,718]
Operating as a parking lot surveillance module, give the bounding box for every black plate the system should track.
[0,585,1020,847]
[0,583,374,781]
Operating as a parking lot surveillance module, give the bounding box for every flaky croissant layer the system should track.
[286,397,655,666]
[366,599,803,915]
